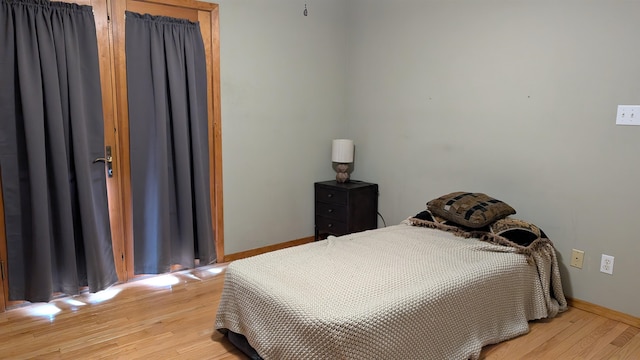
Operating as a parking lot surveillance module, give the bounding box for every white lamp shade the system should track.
[331,139,354,163]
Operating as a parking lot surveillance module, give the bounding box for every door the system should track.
[47,0,126,284]
[110,0,223,280]
[0,169,7,312]
[0,0,119,309]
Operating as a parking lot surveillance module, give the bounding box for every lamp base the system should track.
[335,163,350,183]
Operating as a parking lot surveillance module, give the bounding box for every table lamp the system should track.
[332,139,354,183]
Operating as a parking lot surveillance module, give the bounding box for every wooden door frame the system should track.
[0,168,7,312]
[109,0,224,280]
[91,0,129,283]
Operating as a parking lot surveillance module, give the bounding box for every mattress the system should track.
[215,222,567,359]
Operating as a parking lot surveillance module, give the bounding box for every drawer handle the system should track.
[327,194,333,198]
[327,209,333,213]
[327,223,333,228]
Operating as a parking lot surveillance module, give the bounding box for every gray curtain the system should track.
[0,0,117,302]
[125,11,215,274]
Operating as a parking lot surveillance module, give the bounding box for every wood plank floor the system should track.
[1,263,639,359]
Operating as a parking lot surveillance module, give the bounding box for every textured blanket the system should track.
[215,223,567,360]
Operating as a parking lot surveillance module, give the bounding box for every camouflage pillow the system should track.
[412,209,450,224]
[427,192,516,228]
[490,218,547,246]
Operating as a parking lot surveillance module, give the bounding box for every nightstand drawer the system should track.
[315,216,348,235]
[315,202,346,220]
[315,186,347,205]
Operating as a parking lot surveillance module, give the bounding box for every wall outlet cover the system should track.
[600,254,614,275]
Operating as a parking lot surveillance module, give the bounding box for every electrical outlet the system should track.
[600,254,614,275]
[616,105,640,125]
[570,249,584,269]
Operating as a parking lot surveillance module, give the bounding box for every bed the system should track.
[215,192,568,360]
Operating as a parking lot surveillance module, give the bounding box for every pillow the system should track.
[410,209,491,237]
[427,192,516,228]
[412,209,490,231]
[412,209,448,224]
[490,218,547,246]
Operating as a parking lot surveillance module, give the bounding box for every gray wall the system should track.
[215,0,348,252]
[214,0,640,318]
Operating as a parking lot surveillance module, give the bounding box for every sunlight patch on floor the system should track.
[26,303,61,320]
[61,298,88,311]
[64,298,86,307]
[138,274,180,288]
[85,287,122,304]
[205,266,224,275]
[2,264,229,320]
[180,272,203,281]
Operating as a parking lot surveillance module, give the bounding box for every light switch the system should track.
[616,105,640,125]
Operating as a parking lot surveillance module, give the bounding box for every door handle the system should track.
[94,146,113,177]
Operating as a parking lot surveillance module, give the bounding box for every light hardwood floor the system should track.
[1,264,639,359]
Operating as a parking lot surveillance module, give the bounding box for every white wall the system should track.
[346,0,640,317]
[213,0,640,317]
[214,0,348,253]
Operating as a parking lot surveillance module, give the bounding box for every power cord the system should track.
[377,211,387,227]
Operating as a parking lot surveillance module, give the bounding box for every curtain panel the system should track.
[0,0,117,302]
[125,11,215,274]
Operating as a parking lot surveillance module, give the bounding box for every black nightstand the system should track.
[314,180,378,241]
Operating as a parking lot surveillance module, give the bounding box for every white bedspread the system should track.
[215,223,567,360]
